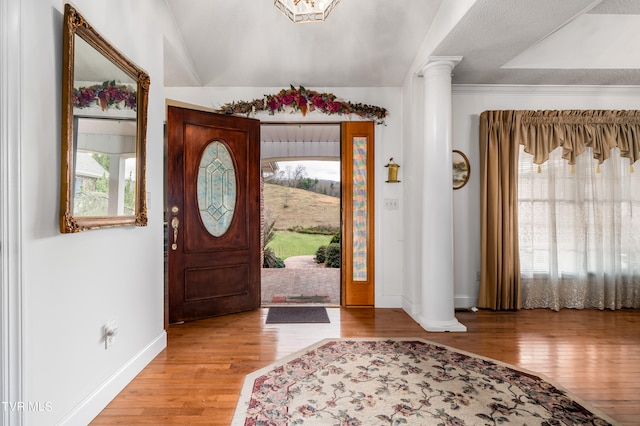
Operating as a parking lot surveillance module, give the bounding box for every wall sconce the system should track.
[385,158,400,183]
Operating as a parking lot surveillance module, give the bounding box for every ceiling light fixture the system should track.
[274,0,341,23]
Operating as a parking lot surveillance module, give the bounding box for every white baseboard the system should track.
[402,296,478,313]
[374,295,403,308]
[58,330,167,426]
[401,297,421,323]
[454,296,478,309]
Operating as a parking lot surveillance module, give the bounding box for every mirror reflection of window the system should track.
[71,35,138,217]
[72,117,137,217]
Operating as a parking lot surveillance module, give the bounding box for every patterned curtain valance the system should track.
[514,110,640,166]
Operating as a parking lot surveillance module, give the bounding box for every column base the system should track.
[418,317,467,332]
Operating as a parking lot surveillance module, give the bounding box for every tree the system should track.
[273,164,310,189]
[92,153,110,172]
[292,164,307,186]
[124,171,135,214]
[95,173,109,194]
[91,154,111,195]
[296,177,318,191]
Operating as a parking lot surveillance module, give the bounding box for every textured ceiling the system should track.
[433,0,640,85]
[164,0,441,87]
[164,0,640,88]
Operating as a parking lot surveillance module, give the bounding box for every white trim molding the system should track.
[416,56,463,77]
[1,0,24,424]
[452,84,640,96]
[58,331,167,426]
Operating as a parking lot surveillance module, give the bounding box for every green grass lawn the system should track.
[267,231,333,260]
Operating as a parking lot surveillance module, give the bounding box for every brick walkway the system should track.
[261,255,340,306]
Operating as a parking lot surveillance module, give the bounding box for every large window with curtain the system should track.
[479,110,640,311]
[518,145,640,310]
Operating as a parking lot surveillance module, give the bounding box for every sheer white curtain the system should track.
[519,145,640,310]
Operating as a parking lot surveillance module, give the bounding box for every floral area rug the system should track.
[232,338,619,425]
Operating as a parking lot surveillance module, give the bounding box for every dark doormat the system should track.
[271,294,331,304]
[266,307,330,324]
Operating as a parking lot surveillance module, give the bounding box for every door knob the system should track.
[171,217,179,250]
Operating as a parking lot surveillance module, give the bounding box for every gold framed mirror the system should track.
[60,4,149,233]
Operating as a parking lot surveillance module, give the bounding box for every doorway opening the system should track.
[164,111,375,323]
[260,123,341,306]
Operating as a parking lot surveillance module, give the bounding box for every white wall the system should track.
[449,84,640,308]
[400,76,425,318]
[165,86,405,307]
[9,1,167,424]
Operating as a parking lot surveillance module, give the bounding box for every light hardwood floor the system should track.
[92,308,640,425]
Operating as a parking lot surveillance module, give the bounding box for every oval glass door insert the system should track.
[197,141,236,237]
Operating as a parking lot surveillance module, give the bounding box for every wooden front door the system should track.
[167,106,260,323]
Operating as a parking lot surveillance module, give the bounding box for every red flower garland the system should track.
[73,80,137,112]
[216,85,388,124]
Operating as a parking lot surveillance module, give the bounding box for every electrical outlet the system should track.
[384,198,399,210]
[104,320,118,349]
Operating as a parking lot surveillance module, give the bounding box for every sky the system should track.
[277,160,340,182]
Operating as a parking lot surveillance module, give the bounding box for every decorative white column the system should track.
[418,57,466,332]
[1,0,25,423]
[107,155,127,216]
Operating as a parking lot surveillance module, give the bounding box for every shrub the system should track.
[263,246,285,268]
[264,217,277,246]
[330,232,341,244]
[314,245,327,264]
[287,225,339,235]
[263,216,284,268]
[324,243,341,268]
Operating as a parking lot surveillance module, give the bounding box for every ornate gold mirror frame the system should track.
[60,4,149,233]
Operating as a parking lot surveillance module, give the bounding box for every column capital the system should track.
[416,56,463,77]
